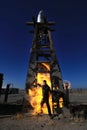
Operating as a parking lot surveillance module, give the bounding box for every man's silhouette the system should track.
[40,80,52,117]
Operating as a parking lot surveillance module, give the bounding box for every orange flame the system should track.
[28,63,52,115]
[28,62,64,115]
[29,86,52,115]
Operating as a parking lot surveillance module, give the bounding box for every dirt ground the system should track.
[0,111,87,130]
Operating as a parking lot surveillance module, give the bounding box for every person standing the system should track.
[40,80,52,117]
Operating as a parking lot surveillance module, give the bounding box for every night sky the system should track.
[0,0,87,89]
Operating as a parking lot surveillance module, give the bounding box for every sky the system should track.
[0,0,87,89]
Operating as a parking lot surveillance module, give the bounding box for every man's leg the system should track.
[40,98,45,113]
[46,100,52,116]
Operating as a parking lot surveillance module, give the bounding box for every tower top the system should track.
[26,10,55,27]
[37,10,45,23]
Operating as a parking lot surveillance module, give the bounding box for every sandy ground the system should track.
[0,89,87,130]
[0,109,87,130]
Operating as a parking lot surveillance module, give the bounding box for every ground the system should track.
[0,110,87,130]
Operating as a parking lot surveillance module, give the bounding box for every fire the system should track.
[29,86,52,115]
[28,62,52,115]
[29,87,42,114]
[28,62,64,115]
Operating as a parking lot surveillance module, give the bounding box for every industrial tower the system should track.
[25,11,66,113]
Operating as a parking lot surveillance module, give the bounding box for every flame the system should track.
[28,63,52,115]
[29,86,52,115]
[59,97,63,108]
[29,87,42,114]
[28,62,64,115]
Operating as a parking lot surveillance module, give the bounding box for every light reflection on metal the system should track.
[37,10,44,23]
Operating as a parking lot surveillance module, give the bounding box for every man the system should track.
[40,80,52,117]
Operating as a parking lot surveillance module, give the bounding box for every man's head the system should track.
[43,80,47,85]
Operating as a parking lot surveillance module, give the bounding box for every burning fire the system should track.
[29,86,52,115]
[28,63,52,115]
[28,62,64,115]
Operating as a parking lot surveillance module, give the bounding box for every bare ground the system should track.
[0,110,87,130]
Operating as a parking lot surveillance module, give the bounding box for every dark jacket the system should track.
[42,84,51,99]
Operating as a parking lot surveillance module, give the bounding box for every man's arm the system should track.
[37,83,42,87]
[48,85,52,93]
